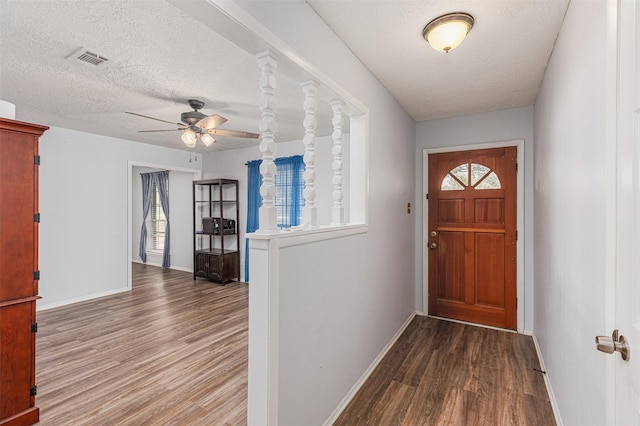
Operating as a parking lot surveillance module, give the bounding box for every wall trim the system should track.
[37,287,129,311]
[131,259,192,273]
[248,224,367,248]
[531,333,564,426]
[322,311,417,425]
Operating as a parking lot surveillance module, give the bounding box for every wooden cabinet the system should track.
[0,118,48,426]
[193,179,240,283]
[194,250,239,283]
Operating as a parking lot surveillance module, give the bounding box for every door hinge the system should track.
[30,386,37,396]
[34,155,40,165]
[426,193,429,200]
[31,323,38,333]
[515,161,518,172]
[34,270,40,280]
[34,213,40,223]
[516,230,518,241]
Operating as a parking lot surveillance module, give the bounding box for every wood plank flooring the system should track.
[35,266,554,425]
[334,316,556,426]
[35,263,248,425]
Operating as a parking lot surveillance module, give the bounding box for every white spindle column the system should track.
[301,81,319,228]
[330,100,345,225]
[257,53,278,233]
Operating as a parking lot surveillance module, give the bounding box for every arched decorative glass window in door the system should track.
[441,162,502,191]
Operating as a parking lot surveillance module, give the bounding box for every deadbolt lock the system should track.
[430,230,437,237]
[595,329,630,361]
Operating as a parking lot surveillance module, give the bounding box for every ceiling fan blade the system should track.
[195,114,228,130]
[126,111,183,126]
[138,129,185,133]
[206,128,260,139]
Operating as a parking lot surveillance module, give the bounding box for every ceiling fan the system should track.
[126,99,260,148]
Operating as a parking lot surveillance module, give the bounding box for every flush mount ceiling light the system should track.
[423,12,474,53]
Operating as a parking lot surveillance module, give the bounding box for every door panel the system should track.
[474,198,504,223]
[438,199,465,223]
[0,131,37,301]
[475,233,505,307]
[437,231,465,302]
[428,147,517,329]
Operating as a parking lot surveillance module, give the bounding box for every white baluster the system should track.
[331,100,345,225]
[257,52,278,233]
[301,81,319,228]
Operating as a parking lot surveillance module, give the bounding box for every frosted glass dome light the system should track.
[423,13,474,53]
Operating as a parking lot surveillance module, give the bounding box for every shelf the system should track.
[196,249,237,255]
[196,230,237,236]
[193,178,240,283]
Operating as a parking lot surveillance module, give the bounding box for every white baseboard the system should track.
[37,287,130,311]
[39,263,193,312]
[323,311,417,426]
[531,333,564,426]
[132,259,192,273]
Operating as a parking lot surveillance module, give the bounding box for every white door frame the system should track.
[126,160,201,290]
[605,0,640,423]
[422,139,525,332]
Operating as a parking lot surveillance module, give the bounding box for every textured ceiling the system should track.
[1,0,569,153]
[308,0,570,121]
[0,0,320,152]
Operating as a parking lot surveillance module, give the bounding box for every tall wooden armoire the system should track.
[0,118,48,426]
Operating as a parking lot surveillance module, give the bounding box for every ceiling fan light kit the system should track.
[181,129,197,147]
[200,133,215,147]
[423,12,474,53]
[126,99,260,149]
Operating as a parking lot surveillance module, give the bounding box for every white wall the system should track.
[227,2,416,424]
[533,1,607,424]
[415,106,534,329]
[203,134,349,281]
[38,126,201,309]
[131,166,196,271]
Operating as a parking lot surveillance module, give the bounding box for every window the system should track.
[246,155,305,230]
[245,155,304,281]
[441,162,501,191]
[274,156,305,228]
[148,178,167,253]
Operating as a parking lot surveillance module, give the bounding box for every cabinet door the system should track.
[222,253,239,282]
[0,302,36,421]
[0,129,38,301]
[195,253,209,278]
[207,255,222,282]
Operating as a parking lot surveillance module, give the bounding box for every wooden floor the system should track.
[36,263,248,425]
[334,316,556,426]
[36,265,554,425]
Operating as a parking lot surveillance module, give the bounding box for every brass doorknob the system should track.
[429,242,437,249]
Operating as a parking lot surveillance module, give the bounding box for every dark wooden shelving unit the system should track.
[192,179,240,284]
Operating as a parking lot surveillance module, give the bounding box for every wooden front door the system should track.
[428,147,517,329]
